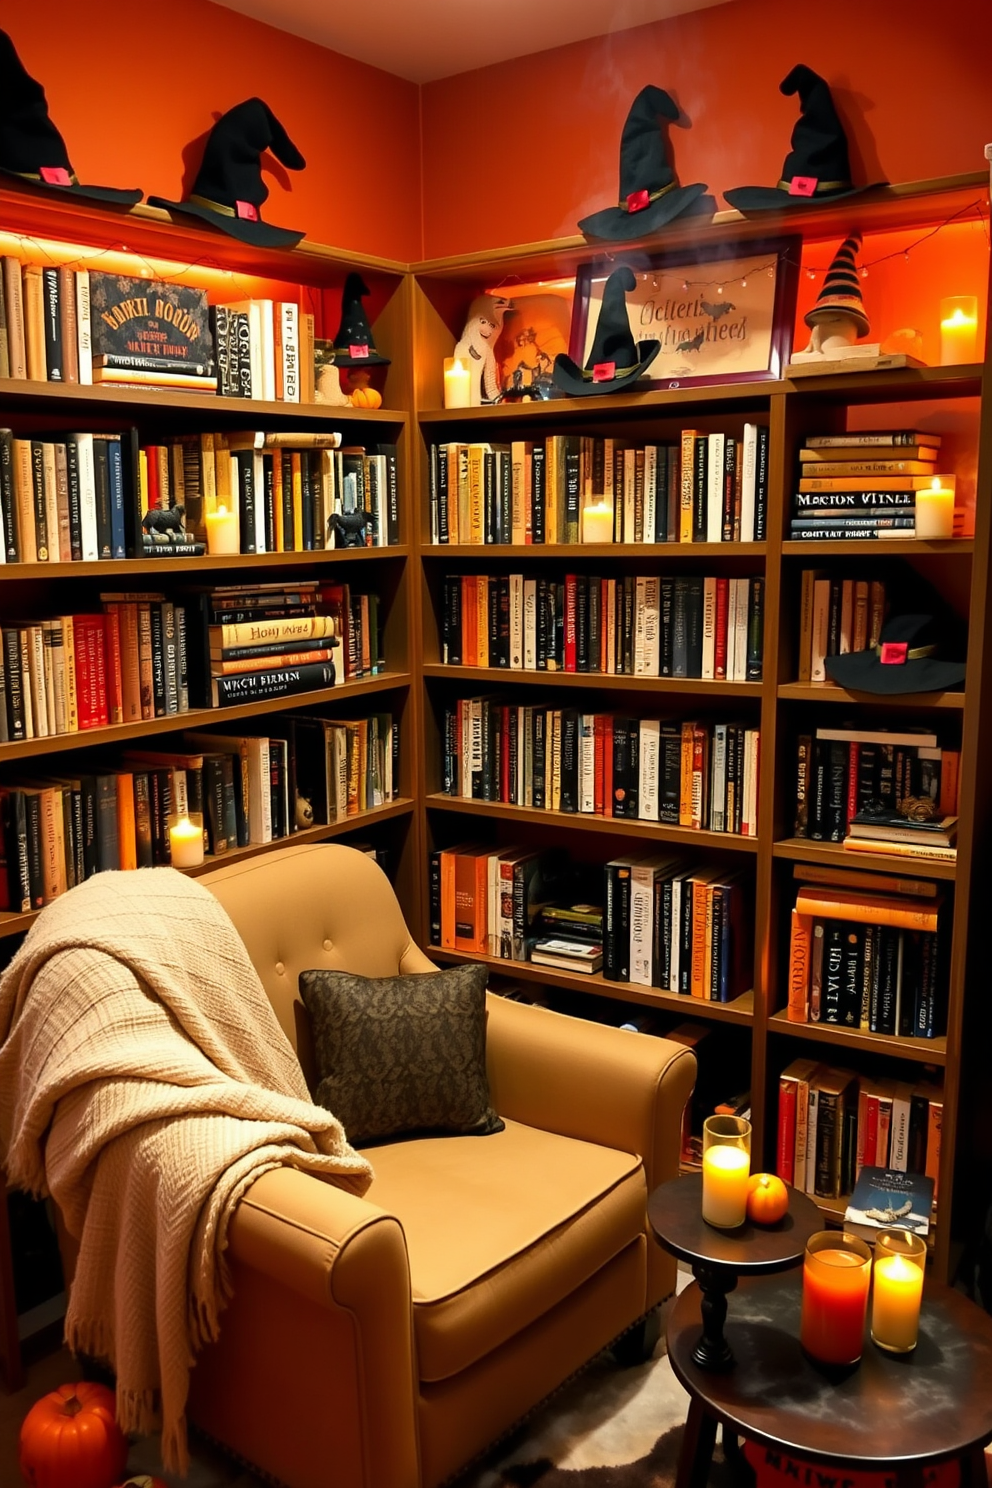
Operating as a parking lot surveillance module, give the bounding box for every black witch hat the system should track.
[0,30,141,205]
[332,274,391,367]
[148,98,305,248]
[824,614,965,695]
[578,86,710,242]
[724,64,885,212]
[552,267,660,397]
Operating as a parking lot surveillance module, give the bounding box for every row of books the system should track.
[789,429,944,541]
[0,261,324,403]
[0,426,399,564]
[441,701,760,835]
[793,723,959,858]
[786,884,945,1038]
[1,596,190,743]
[776,1055,942,1205]
[427,424,770,546]
[439,573,765,681]
[0,712,399,913]
[797,571,886,682]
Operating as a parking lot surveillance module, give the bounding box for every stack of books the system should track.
[186,580,338,709]
[530,901,604,973]
[789,429,946,540]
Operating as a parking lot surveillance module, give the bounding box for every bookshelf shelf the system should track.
[766,1010,948,1067]
[783,540,973,558]
[773,837,958,881]
[417,382,778,424]
[421,543,769,561]
[425,793,761,852]
[422,664,764,697]
[0,547,410,581]
[777,682,966,711]
[429,944,756,1025]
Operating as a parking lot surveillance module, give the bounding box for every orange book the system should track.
[689,868,721,997]
[679,721,695,826]
[212,647,336,676]
[794,887,941,931]
[452,844,490,954]
[679,428,700,543]
[58,265,79,384]
[291,451,304,551]
[787,910,812,1021]
[101,605,124,725]
[475,576,489,668]
[117,772,137,872]
[11,437,37,564]
[842,837,956,864]
[939,749,960,816]
[273,453,285,552]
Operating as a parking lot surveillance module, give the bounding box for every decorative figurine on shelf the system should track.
[328,508,373,547]
[314,339,351,406]
[453,293,513,404]
[332,272,390,405]
[552,266,660,397]
[149,97,306,248]
[294,792,315,830]
[142,503,187,542]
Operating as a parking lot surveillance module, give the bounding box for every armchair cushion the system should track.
[299,961,504,1146]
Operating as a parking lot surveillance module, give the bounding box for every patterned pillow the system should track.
[298,962,504,1146]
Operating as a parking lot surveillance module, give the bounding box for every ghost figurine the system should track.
[453,293,513,404]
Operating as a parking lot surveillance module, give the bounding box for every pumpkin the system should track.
[746,1172,790,1225]
[349,385,382,409]
[19,1381,129,1488]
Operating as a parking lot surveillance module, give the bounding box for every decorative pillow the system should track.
[298,962,504,1146]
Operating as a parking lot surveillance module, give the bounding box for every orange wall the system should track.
[7,2,421,263]
[420,0,992,260]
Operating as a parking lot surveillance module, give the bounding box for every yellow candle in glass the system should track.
[581,500,614,544]
[205,502,240,555]
[939,296,978,365]
[871,1251,925,1352]
[443,356,471,409]
[915,476,955,540]
[169,815,204,869]
[701,1145,751,1228]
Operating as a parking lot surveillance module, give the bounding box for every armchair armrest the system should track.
[484,994,697,1193]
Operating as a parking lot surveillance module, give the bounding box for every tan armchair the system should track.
[75,842,697,1488]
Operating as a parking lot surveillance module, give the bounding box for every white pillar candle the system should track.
[443,356,471,409]
[701,1145,750,1228]
[581,500,614,544]
[205,503,240,555]
[939,296,978,365]
[169,816,205,869]
[915,477,955,540]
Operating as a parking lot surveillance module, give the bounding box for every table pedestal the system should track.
[691,1261,738,1371]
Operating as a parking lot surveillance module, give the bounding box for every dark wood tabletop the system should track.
[668,1269,992,1468]
[648,1173,824,1273]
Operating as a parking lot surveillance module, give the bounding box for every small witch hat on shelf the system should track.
[578,85,710,242]
[148,98,306,248]
[0,29,142,205]
[824,614,965,695]
[332,273,391,366]
[552,266,660,397]
[724,64,885,212]
[805,232,870,337]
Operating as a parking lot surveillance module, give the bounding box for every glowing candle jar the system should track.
[168,812,205,869]
[939,296,979,365]
[871,1227,926,1353]
[701,1115,751,1229]
[915,476,955,540]
[800,1230,872,1366]
[205,503,240,555]
[581,499,614,544]
[443,356,471,409]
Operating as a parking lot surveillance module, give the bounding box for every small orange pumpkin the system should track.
[19,1381,129,1488]
[349,385,382,409]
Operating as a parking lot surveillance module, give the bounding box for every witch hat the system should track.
[724,64,885,212]
[332,273,391,366]
[0,30,141,206]
[552,267,660,397]
[805,233,870,335]
[578,86,710,242]
[824,614,965,695]
[149,98,305,248]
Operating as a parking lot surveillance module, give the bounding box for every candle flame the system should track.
[451,358,465,374]
[942,307,975,328]
[931,477,941,492]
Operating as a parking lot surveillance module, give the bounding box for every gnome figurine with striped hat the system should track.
[792,232,880,363]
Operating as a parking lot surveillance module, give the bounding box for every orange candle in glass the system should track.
[800,1231,872,1366]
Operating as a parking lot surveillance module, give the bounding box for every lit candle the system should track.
[800,1234,872,1366]
[581,499,615,544]
[169,815,204,869]
[205,503,240,555]
[915,476,955,540]
[939,296,979,365]
[871,1228,926,1353]
[701,1145,751,1228]
[443,356,471,409]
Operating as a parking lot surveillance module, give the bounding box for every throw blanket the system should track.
[0,867,374,1473]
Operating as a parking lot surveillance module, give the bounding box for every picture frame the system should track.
[569,237,801,390]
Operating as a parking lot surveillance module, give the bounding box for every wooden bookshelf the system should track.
[409,174,992,1283]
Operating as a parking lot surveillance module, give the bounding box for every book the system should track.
[847,810,957,847]
[843,1164,935,1240]
[530,937,603,973]
[88,273,213,372]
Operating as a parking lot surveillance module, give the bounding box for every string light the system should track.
[0,226,272,300]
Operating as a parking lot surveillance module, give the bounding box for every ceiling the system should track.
[213,0,735,84]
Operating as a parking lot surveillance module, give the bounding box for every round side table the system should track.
[648,1172,822,1371]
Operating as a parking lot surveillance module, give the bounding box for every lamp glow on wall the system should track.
[939,295,979,365]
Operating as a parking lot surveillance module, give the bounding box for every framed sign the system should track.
[570,237,801,390]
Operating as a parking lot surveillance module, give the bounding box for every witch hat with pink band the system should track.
[149,98,306,249]
[724,64,885,212]
[0,29,141,206]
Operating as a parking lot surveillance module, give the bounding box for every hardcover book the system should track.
[88,273,214,373]
[843,1164,935,1240]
